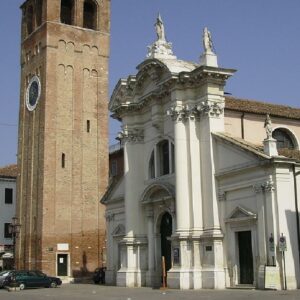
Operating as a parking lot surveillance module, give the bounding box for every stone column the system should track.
[167,105,193,289]
[198,101,224,234]
[122,128,145,236]
[146,208,155,286]
[187,107,203,232]
[117,127,147,287]
[253,182,267,289]
[262,180,277,265]
[193,239,202,289]
[105,212,115,285]
[168,105,191,233]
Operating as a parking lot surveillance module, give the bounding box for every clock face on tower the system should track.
[26,76,41,111]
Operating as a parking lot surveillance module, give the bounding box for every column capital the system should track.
[262,180,275,193]
[167,101,224,122]
[197,101,224,118]
[253,180,275,194]
[117,128,144,144]
[167,105,188,122]
[105,213,115,222]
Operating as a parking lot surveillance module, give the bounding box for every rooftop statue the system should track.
[264,114,273,139]
[147,13,176,59]
[155,13,166,42]
[203,27,214,53]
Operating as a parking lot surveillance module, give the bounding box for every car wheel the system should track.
[19,283,25,290]
[50,281,57,288]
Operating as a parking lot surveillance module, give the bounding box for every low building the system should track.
[0,164,17,270]
[102,17,300,290]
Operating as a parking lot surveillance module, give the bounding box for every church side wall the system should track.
[225,111,300,147]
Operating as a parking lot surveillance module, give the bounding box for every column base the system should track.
[146,270,161,288]
[116,269,146,287]
[167,268,225,289]
[105,269,116,285]
[201,268,226,289]
[167,268,193,289]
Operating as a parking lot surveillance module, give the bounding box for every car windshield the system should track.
[0,271,11,276]
[35,270,46,277]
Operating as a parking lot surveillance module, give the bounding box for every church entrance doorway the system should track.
[160,212,172,272]
[238,231,253,284]
[57,253,68,276]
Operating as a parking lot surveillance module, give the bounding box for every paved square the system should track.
[0,284,300,300]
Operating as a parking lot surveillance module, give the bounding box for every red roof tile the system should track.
[225,96,300,120]
[0,164,18,178]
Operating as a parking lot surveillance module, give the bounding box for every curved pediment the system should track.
[141,182,175,204]
[109,58,198,117]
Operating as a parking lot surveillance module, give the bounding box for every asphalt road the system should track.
[0,284,300,300]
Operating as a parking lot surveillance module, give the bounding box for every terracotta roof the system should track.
[225,96,300,120]
[100,175,123,204]
[213,132,269,159]
[0,164,18,178]
[214,132,300,162]
[278,149,300,162]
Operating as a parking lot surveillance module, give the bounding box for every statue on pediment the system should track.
[147,14,176,59]
[155,13,166,41]
[264,114,273,139]
[203,27,214,53]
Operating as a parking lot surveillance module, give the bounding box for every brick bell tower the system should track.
[16,0,110,279]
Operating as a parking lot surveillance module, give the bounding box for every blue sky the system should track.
[0,0,300,166]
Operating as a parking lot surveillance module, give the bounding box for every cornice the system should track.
[110,63,235,118]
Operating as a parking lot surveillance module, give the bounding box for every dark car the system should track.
[5,270,62,290]
[93,267,105,284]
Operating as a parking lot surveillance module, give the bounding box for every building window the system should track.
[36,0,43,26]
[87,120,90,133]
[61,0,74,25]
[4,223,12,239]
[27,5,34,35]
[273,128,295,150]
[62,153,66,168]
[110,161,117,177]
[148,139,175,179]
[83,0,97,30]
[5,188,13,204]
[149,151,155,179]
[158,140,170,176]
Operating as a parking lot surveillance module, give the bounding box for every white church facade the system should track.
[102,16,300,290]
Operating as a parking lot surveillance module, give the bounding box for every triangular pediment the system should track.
[101,176,124,205]
[213,133,269,174]
[112,224,125,237]
[225,206,257,223]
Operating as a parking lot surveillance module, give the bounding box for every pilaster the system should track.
[146,208,156,286]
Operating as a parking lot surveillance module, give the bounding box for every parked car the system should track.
[0,270,12,288]
[93,267,106,284]
[5,270,62,290]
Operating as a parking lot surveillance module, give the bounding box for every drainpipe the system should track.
[292,164,300,268]
[241,113,245,139]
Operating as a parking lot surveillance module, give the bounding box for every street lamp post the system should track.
[8,217,21,270]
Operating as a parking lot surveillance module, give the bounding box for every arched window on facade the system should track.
[83,0,97,30]
[149,139,175,179]
[61,0,74,25]
[27,5,34,35]
[272,128,296,150]
[36,0,43,26]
